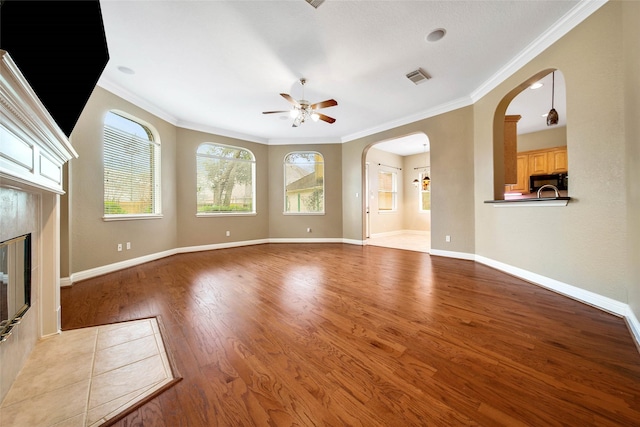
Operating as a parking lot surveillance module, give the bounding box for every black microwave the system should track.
[529,173,568,193]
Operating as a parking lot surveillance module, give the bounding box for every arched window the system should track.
[196,143,255,214]
[284,152,324,214]
[103,111,161,217]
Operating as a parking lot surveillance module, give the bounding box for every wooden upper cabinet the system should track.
[548,147,568,173]
[528,151,549,175]
[504,115,521,185]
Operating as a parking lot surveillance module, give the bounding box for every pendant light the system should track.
[546,71,559,126]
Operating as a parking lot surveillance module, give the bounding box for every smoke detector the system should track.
[406,68,431,85]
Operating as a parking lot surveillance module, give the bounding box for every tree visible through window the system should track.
[196,143,255,214]
[103,111,161,216]
[378,170,397,211]
[284,152,324,213]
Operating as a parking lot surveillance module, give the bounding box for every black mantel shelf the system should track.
[485,197,571,207]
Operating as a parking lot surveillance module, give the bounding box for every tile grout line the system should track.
[84,328,100,427]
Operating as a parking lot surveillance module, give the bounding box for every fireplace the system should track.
[0,50,78,402]
[0,234,31,342]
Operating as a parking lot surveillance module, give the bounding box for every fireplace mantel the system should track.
[0,49,78,193]
[1,49,79,402]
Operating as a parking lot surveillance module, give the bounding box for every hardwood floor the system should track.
[61,244,640,426]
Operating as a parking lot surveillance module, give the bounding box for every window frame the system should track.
[195,142,256,217]
[419,170,431,212]
[102,110,162,221]
[377,169,397,213]
[283,151,325,215]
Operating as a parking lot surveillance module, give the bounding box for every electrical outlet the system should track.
[307,227,312,233]
[126,242,131,250]
[117,243,123,252]
[226,230,230,237]
[445,235,451,243]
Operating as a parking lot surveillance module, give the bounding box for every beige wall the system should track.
[518,126,567,152]
[623,1,640,320]
[403,151,431,232]
[268,144,343,238]
[475,1,629,301]
[175,128,269,247]
[342,108,475,254]
[68,87,178,273]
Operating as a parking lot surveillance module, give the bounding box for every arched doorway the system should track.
[363,133,431,253]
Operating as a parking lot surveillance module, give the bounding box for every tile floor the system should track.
[367,231,431,253]
[0,317,178,427]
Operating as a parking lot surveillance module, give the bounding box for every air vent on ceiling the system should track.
[406,68,431,85]
[305,0,325,8]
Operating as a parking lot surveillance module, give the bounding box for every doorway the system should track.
[364,133,431,253]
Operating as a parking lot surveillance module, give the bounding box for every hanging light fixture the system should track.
[546,71,559,126]
[414,143,430,189]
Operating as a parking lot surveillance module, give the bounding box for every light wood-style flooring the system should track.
[61,243,640,426]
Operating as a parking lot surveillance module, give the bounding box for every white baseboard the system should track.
[342,238,366,246]
[429,249,476,261]
[474,255,628,317]
[68,248,177,285]
[177,239,269,254]
[624,306,640,349]
[268,237,344,244]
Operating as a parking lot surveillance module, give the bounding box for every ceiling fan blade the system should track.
[310,99,337,110]
[262,110,289,114]
[316,113,336,124]
[280,93,300,108]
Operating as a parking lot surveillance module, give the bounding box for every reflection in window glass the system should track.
[196,143,255,214]
[284,152,324,213]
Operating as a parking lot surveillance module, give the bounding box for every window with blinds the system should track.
[378,170,397,211]
[284,152,324,214]
[103,111,161,217]
[196,143,255,214]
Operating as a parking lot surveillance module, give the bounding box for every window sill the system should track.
[196,212,257,217]
[484,197,570,207]
[283,212,325,216]
[103,214,163,221]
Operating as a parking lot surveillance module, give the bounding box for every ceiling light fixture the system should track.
[426,28,446,42]
[546,71,559,126]
[529,82,543,90]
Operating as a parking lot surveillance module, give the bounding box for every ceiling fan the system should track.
[263,78,337,127]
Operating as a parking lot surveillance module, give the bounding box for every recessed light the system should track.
[530,82,543,90]
[117,66,135,75]
[426,28,446,43]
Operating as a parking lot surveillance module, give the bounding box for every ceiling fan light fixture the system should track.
[289,109,298,118]
[311,112,320,122]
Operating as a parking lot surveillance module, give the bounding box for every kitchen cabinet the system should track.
[548,148,568,173]
[504,115,521,185]
[505,146,567,194]
[505,155,528,193]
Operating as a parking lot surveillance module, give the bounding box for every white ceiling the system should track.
[97,0,601,156]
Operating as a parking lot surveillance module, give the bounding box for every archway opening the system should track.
[493,69,568,200]
[363,133,431,253]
